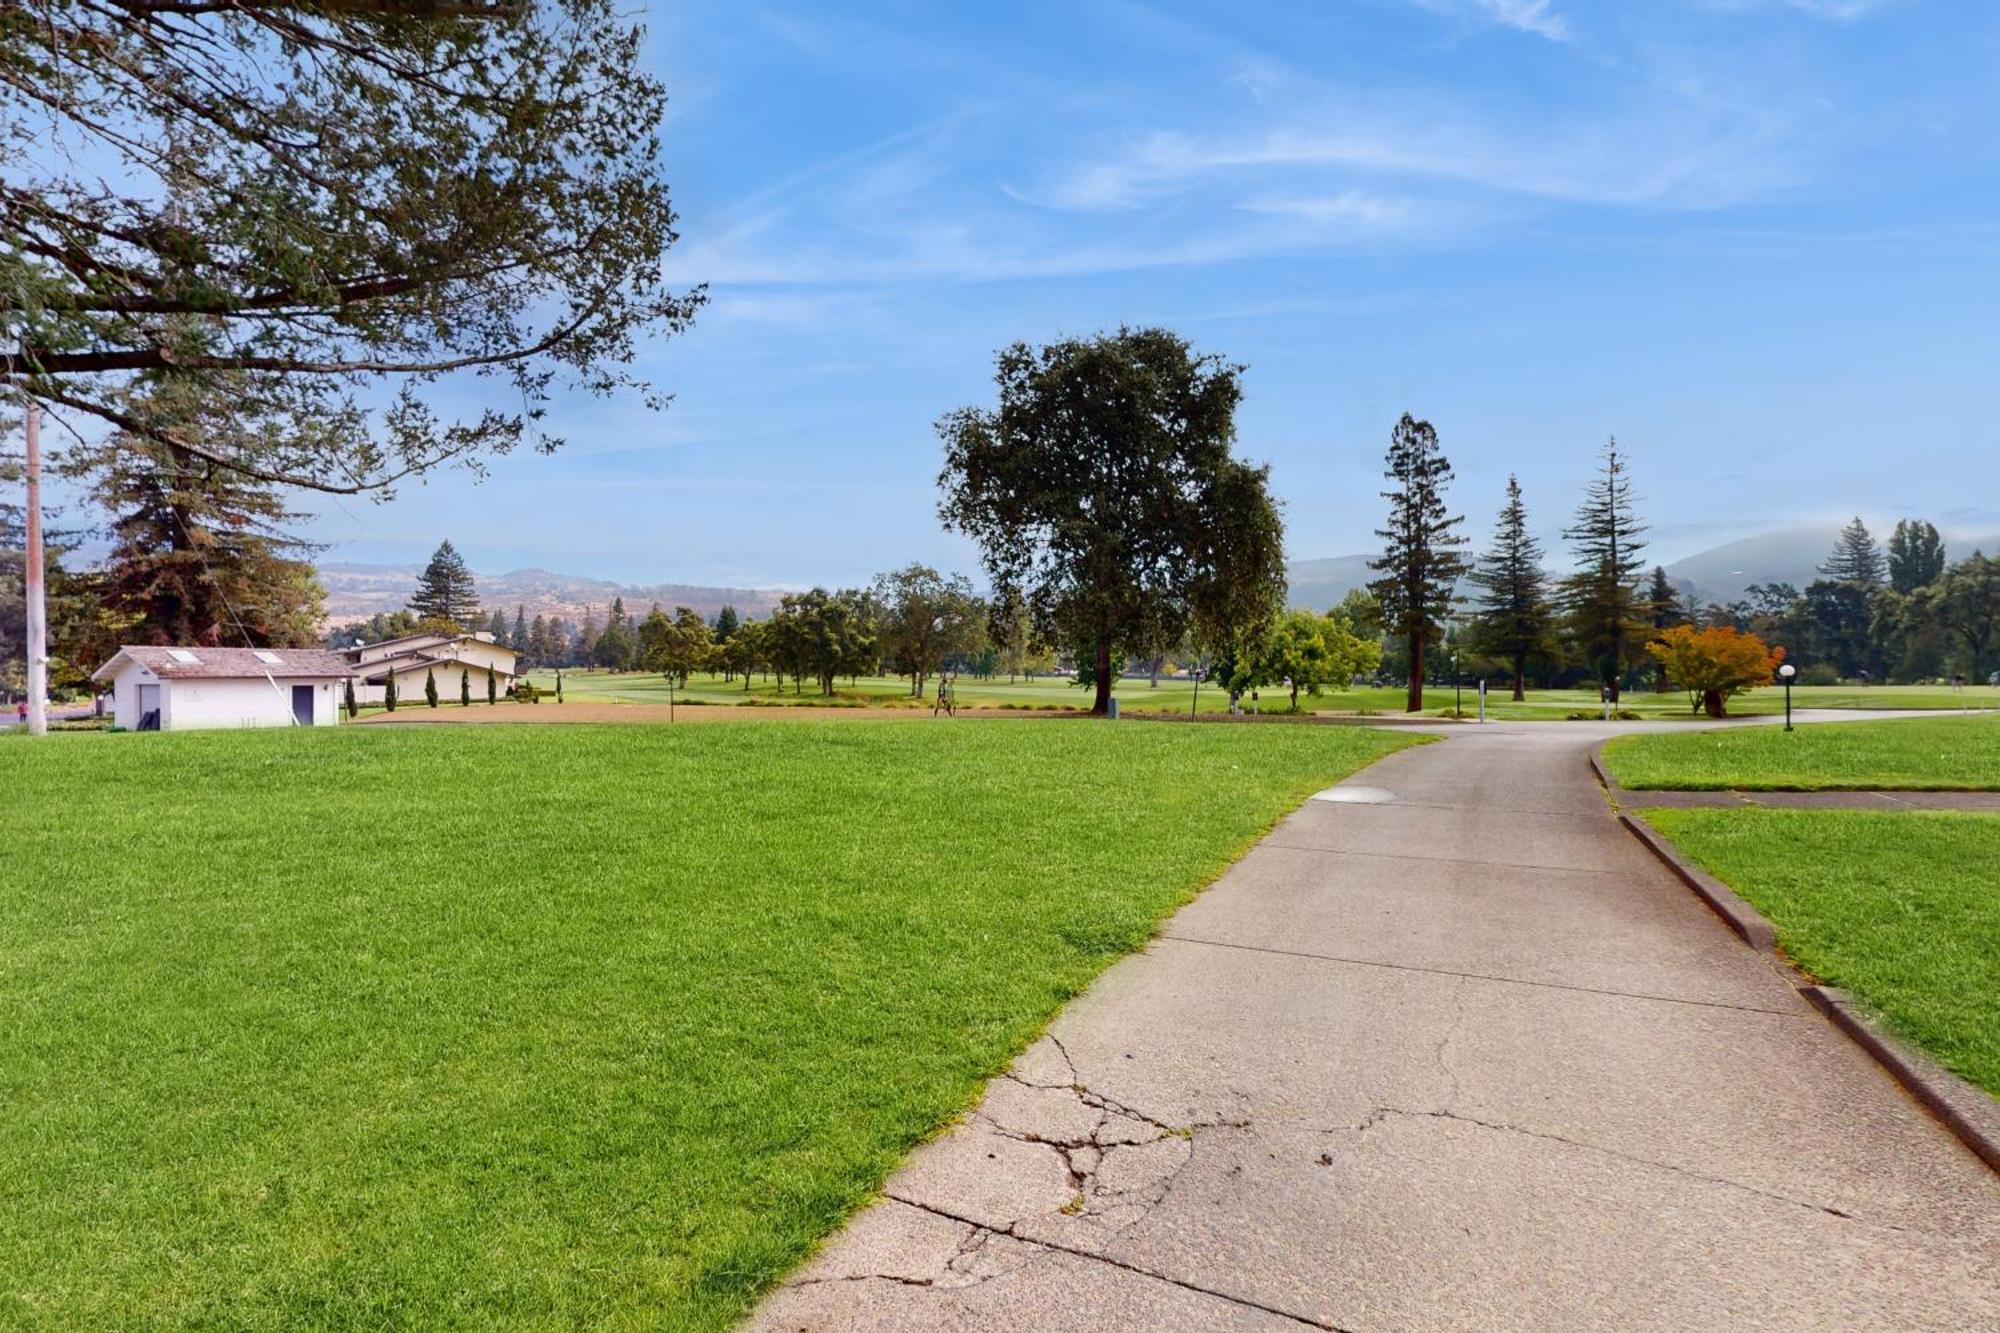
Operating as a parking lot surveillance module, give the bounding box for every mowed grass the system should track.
[0,720,1418,1329]
[1644,809,2000,1096]
[1602,714,2000,790]
[527,669,1998,721]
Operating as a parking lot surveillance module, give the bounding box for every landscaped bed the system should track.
[1641,808,2000,1099]
[1602,713,2000,790]
[0,719,1417,1329]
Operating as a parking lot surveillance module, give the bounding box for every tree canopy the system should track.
[1821,517,1886,587]
[1646,625,1783,718]
[1888,519,1947,594]
[1562,437,1646,701]
[2,0,701,493]
[407,539,478,627]
[1465,475,1554,702]
[938,327,1285,716]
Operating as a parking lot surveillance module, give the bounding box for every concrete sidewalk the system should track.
[753,721,2000,1332]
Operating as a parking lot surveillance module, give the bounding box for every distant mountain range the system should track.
[324,523,2000,627]
[319,563,782,625]
[1282,524,2000,612]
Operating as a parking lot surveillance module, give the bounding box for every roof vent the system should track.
[254,650,283,664]
[167,649,199,663]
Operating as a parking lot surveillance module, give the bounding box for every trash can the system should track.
[1107,696,1120,720]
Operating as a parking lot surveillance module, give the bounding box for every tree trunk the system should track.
[1406,634,1425,712]
[1511,657,1526,703]
[1093,635,1113,715]
[1290,681,1300,711]
[1703,688,1726,718]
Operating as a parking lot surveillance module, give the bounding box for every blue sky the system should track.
[304,0,2000,587]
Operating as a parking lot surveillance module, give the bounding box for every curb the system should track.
[1802,987,2000,1174]
[1617,813,1780,953]
[1589,748,1619,794]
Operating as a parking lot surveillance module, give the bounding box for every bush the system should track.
[1799,663,1842,687]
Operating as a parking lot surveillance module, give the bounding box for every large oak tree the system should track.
[2,0,701,492]
[937,328,1286,716]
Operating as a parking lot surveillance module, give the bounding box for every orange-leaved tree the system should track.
[1645,625,1785,718]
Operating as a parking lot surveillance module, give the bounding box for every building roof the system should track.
[92,646,355,682]
[358,653,518,684]
[349,631,517,664]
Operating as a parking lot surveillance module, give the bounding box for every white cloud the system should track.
[1699,0,1891,18]
[1234,191,1416,228]
[1412,0,1572,41]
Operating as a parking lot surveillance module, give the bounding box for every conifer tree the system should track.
[714,605,740,643]
[1821,517,1886,587]
[460,667,470,707]
[408,541,480,627]
[527,614,549,670]
[424,667,439,708]
[1563,438,1648,702]
[487,666,497,705]
[1466,475,1553,701]
[1645,565,1684,691]
[512,607,529,656]
[488,609,509,645]
[65,378,323,647]
[385,674,398,712]
[343,677,357,720]
[1368,414,1468,711]
[1887,520,1946,593]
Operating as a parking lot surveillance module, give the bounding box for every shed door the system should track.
[291,684,315,726]
[137,683,161,731]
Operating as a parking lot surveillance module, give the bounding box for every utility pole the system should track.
[24,399,48,736]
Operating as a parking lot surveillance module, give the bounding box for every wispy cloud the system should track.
[1411,0,1572,41]
[1698,0,1892,18]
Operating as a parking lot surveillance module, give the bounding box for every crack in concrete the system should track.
[1157,932,1807,1017]
[1341,1106,1860,1222]
[883,1191,1354,1331]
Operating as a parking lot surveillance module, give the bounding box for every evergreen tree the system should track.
[343,677,357,719]
[488,609,509,644]
[424,667,439,708]
[460,667,471,706]
[1368,414,1468,712]
[487,666,498,705]
[512,606,529,656]
[577,608,601,665]
[1465,476,1553,702]
[408,541,480,627]
[65,379,323,648]
[385,674,398,712]
[1887,520,1947,594]
[1821,517,1886,587]
[714,605,739,643]
[527,614,550,670]
[1563,438,1648,702]
[1645,565,1684,691]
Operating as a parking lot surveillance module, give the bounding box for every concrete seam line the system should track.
[1615,814,1780,954]
[1801,987,2000,1178]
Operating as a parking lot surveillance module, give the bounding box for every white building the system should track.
[92,646,353,731]
[345,630,520,704]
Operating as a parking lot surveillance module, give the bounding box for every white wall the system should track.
[108,659,158,730]
[360,660,514,708]
[160,676,344,730]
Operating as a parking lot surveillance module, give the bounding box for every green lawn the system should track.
[1602,714,2000,790]
[0,720,1417,1329]
[1643,809,2000,1097]
[523,671,1999,721]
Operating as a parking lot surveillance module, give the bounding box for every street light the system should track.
[1779,662,1796,731]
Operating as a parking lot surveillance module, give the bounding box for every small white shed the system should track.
[92,646,354,732]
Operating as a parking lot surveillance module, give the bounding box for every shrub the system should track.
[424,668,439,709]
[1799,663,1841,687]
[1645,625,1783,718]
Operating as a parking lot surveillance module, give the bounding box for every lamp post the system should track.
[1779,663,1796,732]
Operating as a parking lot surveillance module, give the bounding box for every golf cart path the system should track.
[753,716,2000,1332]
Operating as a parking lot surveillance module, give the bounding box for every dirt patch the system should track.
[351,703,1061,725]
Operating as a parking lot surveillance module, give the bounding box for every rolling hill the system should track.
[320,563,782,626]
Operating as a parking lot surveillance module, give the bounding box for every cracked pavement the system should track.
[751,720,2000,1331]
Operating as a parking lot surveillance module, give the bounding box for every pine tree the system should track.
[1645,566,1683,692]
[1563,438,1648,702]
[408,540,480,627]
[512,606,529,656]
[424,667,439,708]
[1465,476,1553,702]
[1821,517,1886,587]
[1368,414,1468,712]
[343,676,357,719]
[714,605,739,643]
[527,614,549,669]
[385,673,398,712]
[66,379,323,647]
[459,666,471,706]
[1887,520,1946,594]
[488,608,508,645]
[487,666,497,705]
